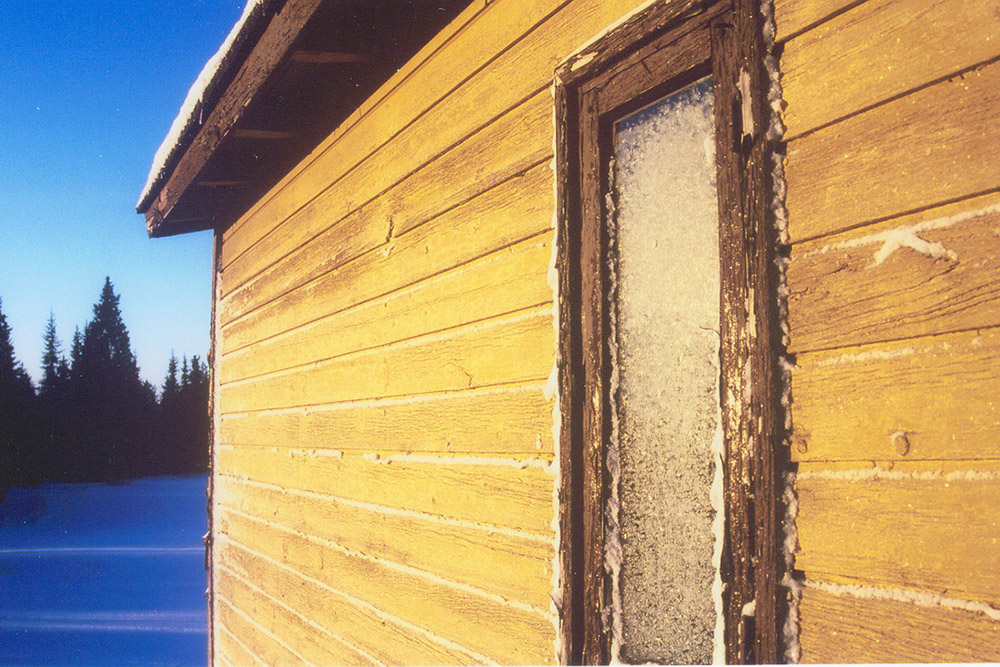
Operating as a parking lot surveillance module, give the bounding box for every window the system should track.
[554,2,784,663]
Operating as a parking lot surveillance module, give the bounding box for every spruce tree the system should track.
[76,278,154,480]
[38,313,71,481]
[0,298,38,490]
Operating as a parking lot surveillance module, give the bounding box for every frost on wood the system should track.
[610,77,719,665]
[761,0,800,661]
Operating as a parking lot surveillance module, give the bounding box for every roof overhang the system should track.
[137,0,470,237]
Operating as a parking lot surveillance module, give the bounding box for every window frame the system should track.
[554,1,785,663]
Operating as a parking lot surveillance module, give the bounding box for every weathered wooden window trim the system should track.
[554,1,785,663]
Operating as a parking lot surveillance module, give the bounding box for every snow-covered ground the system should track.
[0,476,208,666]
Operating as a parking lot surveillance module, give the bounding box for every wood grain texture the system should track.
[217,511,557,665]
[772,0,863,42]
[215,476,554,609]
[798,586,1000,663]
[220,307,554,413]
[217,538,481,665]
[784,59,1000,243]
[787,192,1000,352]
[791,328,1000,462]
[215,621,266,667]
[216,447,556,535]
[216,595,308,666]
[219,383,554,455]
[795,469,1000,605]
[215,567,373,666]
[782,0,1000,139]
[220,162,552,352]
[221,232,553,384]
[221,90,552,308]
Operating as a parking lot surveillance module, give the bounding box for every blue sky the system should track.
[0,1,248,387]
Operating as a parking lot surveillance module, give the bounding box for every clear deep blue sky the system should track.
[1,1,247,387]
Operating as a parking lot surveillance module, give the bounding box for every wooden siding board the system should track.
[772,0,864,41]
[216,595,309,666]
[795,470,1000,605]
[217,538,478,665]
[215,567,373,666]
[782,0,1000,139]
[220,163,553,353]
[798,587,1000,663]
[784,59,1000,243]
[219,384,554,455]
[220,308,554,413]
[220,90,552,310]
[220,231,553,384]
[216,448,556,535]
[216,622,267,667]
[215,476,554,610]
[217,510,557,665]
[791,328,1000,462]
[787,192,1000,353]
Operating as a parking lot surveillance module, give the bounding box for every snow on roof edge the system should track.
[137,0,267,211]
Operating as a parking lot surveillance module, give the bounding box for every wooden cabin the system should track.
[138,0,1000,663]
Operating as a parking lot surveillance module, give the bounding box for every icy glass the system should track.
[611,76,719,664]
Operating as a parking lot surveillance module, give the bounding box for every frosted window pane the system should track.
[611,76,719,665]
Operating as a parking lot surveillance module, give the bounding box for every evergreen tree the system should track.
[75,278,154,480]
[0,298,38,490]
[38,313,72,481]
[162,352,180,406]
[158,352,209,474]
[182,355,210,472]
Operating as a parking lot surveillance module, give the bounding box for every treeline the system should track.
[0,278,208,492]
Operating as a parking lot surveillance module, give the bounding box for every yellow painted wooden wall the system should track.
[209,0,664,663]
[776,0,1000,661]
[209,0,1000,661]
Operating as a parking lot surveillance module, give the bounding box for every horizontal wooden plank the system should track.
[215,476,554,609]
[220,308,554,413]
[799,586,1000,663]
[220,0,561,259]
[221,231,553,383]
[782,0,1000,139]
[220,161,553,352]
[215,621,266,667]
[772,0,860,41]
[221,90,552,307]
[795,468,1000,605]
[215,566,372,666]
[216,447,556,535]
[216,538,479,665]
[216,595,307,666]
[217,511,557,664]
[784,59,1000,243]
[219,383,554,456]
[791,328,1000,462]
[787,192,1000,352]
